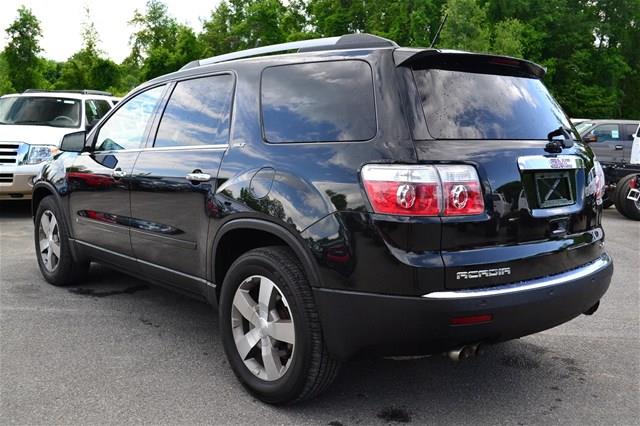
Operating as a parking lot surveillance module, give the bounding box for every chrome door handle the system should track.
[186,172,211,182]
[112,169,126,178]
[615,145,623,150]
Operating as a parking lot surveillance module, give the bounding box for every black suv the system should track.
[32,34,613,404]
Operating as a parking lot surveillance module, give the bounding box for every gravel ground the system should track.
[1,201,638,425]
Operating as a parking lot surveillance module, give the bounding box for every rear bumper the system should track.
[0,164,42,200]
[314,254,613,359]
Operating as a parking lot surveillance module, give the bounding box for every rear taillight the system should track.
[361,165,441,215]
[439,165,485,216]
[361,164,484,216]
[587,161,606,205]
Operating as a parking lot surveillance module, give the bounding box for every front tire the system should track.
[34,196,89,286]
[219,246,339,404]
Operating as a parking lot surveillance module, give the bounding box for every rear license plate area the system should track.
[534,171,575,208]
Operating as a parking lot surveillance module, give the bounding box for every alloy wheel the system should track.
[38,210,61,272]
[231,275,295,381]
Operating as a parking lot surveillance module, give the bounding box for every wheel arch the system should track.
[32,182,61,221]
[211,218,322,301]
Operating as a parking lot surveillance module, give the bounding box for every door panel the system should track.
[129,74,234,289]
[68,85,166,258]
[68,151,139,255]
[130,149,225,278]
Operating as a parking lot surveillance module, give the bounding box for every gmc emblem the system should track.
[456,267,512,280]
[549,158,572,169]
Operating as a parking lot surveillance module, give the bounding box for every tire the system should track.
[34,196,89,286]
[219,246,339,404]
[614,175,640,220]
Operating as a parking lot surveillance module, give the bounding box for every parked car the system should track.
[0,90,116,200]
[578,119,640,216]
[32,34,613,404]
[579,119,639,164]
[609,123,640,220]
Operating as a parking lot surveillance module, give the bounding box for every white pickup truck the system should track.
[0,90,118,200]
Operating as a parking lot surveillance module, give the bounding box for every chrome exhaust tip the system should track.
[447,344,479,362]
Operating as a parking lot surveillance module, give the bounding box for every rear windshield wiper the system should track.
[546,126,574,153]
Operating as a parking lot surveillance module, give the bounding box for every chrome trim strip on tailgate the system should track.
[422,254,610,299]
[518,155,584,171]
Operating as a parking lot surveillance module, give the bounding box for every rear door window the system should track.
[413,69,573,140]
[261,60,376,143]
[154,74,234,148]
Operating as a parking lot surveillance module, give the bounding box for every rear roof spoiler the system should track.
[394,48,546,78]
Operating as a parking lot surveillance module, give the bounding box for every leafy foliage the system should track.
[4,6,44,92]
[0,0,638,118]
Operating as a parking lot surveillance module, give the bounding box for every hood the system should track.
[0,125,81,147]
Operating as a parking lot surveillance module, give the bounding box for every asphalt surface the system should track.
[1,201,638,425]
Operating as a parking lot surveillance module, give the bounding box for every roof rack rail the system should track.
[182,33,398,70]
[23,89,113,96]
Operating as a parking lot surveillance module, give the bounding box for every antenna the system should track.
[429,14,448,48]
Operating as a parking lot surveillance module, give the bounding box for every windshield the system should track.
[413,69,575,140]
[0,96,81,128]
[575,121,594,134]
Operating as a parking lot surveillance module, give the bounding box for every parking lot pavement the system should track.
[1,200,638,425]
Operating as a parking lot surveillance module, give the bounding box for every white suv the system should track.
[0,90,117,200]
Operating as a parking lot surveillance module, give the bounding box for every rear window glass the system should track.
[261,60,376,143]
[413,69,573,140]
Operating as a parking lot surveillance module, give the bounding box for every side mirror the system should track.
[60,131,87,152]
[583,134,598,143]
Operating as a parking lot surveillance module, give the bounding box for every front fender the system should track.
[32,152,78,234]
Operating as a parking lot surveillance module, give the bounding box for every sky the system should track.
[0,0,221,63]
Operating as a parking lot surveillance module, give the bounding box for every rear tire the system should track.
[34,196,89,286]
[614,175,640,220]
[219,246,339,404]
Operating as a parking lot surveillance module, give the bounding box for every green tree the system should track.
[55,7,121,91]
[364,0,445,47]
[128,0,203,80]
[4,6,44,92]
[128,0,179,65]
[0,52,15,94]
[201,0,302,56]
[439,0,490,51]
[200,2,236,56]
[492,18,525,57]
[307,0,367,36]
